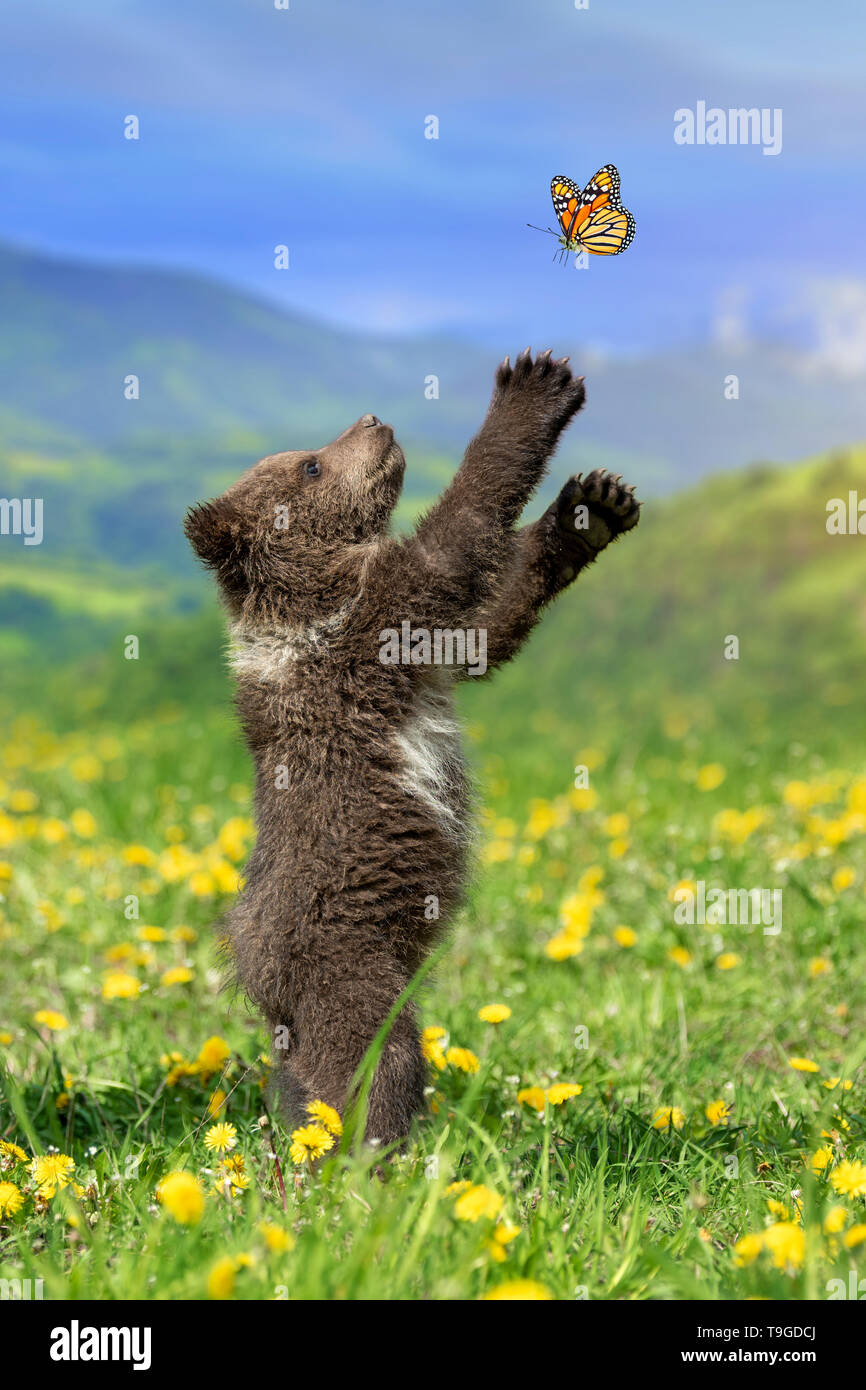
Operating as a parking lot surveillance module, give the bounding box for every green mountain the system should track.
[5,448,864,791]
[2,239,864,520]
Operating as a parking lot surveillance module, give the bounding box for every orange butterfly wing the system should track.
[550,165,635,255]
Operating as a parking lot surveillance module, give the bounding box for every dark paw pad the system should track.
[556,469,641,550]
[494,348,586,428]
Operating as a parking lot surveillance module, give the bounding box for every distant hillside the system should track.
[4,449,865,789]
[460,446,866,795]
[2,240,865,510]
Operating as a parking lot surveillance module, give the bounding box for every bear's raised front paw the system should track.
[556,469,641,552]
[493,348,586,431]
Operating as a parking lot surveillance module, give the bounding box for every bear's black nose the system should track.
[360,414,380,427]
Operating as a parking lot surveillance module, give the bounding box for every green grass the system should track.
[2,448,866,1300]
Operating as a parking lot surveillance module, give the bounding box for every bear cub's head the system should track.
[185,414,405,622]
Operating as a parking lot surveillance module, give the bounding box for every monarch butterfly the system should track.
[528,165,635,263]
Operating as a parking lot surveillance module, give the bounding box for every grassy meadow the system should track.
[2,448,866,1300]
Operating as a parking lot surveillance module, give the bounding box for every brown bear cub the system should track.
[185,350,640,1146]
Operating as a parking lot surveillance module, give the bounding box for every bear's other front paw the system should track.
[493,348,586,434]
[555,469,641,553]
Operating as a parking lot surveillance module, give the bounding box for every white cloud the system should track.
[712,285,750,349]
[799,279,866,375]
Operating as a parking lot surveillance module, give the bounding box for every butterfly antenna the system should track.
[527,222,558,238]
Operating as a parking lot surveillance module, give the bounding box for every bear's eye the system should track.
[303,458,321,478]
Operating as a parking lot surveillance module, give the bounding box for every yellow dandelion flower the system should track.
[9,789,38,813]
[484,1279,553,1300]
[444,1180,471,1195]
[217,816,252,862]
[545,932,584,961]
[783,780,813,811]
[668,878,696,903]
[705,1099,732,1126]
[822,1077,852,1091]
[70,754,102,782]
[831,867,855,893]
[220,1155,246,1177]
[831,1159,866,1198]
[613,925,637,948]
[29,1153,75,1196]
[652,1106,685,1131]
[211,859,242,894]
[715,952,741,970]
[713,806,765,845]
[122,844,157,867]
[808,957,832,978]
[824,1205,848,1234]
[101,971,142,1001]
[524,799,559,840]
[446,1046,480,1074]
[207,1255,237,1300]
[157,1171,205,1224]
[668,946,692,967]
[454,1184,503,1223]
[733,1232,764,1266]
[843,1224,866,1249]
[809,1146,834,1173]
[138,925,166,942]
[696,763,726,791]
[482,839,513,865]
[421,1034,447,1069]
[258,1221,295,1252]
[577,864,604,894]
[160,966,193,987]
[307,1100,342,1136]
[493,1220,520,1246]
[197,1036,231,1077]
[172,925,198,943]
[207,1089,227,1118]
[478,1003,511,1024]
[788,1056,820,1073]
[608,836,629,859]
[215,1160,249,1195]
[762,1221,805,1271]
[35,900,64,933]
[546,1083,582,1105]
[0,1182,24,1216]
[517,1087,546,1112]
[289,1124,334,1165]
[70,808,97,838]
[204,1123,238,1154]
[0,1141,27,1163]
[558,893,592,935]
[32,1009,68,1032]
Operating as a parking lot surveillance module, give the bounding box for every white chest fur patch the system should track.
[228,607,351,682]
[393,680,465,834]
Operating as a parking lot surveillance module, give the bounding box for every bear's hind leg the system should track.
[290,945,427,1148]
[273,1055,311,1129]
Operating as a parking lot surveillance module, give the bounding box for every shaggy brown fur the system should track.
[185,349,640,1146]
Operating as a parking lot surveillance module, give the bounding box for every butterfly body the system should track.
[530,164,635,262]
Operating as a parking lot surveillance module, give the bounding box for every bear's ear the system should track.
[184,496,248,584]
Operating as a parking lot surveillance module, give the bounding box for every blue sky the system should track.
[2,0,865,361]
